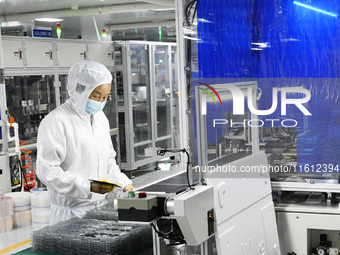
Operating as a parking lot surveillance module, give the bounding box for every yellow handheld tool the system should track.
[90,180,121,191]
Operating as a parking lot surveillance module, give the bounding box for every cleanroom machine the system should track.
[116,81,281,255]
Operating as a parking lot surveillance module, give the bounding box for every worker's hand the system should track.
[90,181,111,194]
[123,184,134,192]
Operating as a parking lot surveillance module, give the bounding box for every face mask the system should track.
[85,99,106,114]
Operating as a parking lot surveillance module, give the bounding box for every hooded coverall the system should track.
[36,61,132,225]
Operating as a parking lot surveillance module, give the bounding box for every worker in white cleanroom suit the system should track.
[37,61,134,225]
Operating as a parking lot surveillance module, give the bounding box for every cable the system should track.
[185,0,197,25]
[277,192,315,206]
[151,222,185,245]
[6,113,36,190]
[18,158,24,191]
[296,193,313,205]
[184,149,194,190]
[191,1,197,24]
[158,148,194,190]
[6,111,15,129]
[19,140,37,190]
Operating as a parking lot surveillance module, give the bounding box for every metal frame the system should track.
[0,30,9,153]
[1,35,119,159]
[195,81,259,170]
[153,44,175,146]
[116,40,180,171]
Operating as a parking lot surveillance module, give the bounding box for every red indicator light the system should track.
[138,192,147,198]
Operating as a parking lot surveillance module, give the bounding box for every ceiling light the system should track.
[35,18,64,22]
[2,21,22,27]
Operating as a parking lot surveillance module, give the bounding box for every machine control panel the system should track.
[208,209,215,236]
[117,192,158,222]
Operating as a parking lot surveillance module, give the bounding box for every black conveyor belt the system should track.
[140,172,199,194]
[141,152,251,194]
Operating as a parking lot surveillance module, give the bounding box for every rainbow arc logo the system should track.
[197,82,222,106]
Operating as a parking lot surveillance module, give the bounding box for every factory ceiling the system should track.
[0,0,176,41]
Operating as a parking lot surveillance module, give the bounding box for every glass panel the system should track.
[5,75,55,143]
[154,45,171,139]
[103,80,118,129]
[114,44,123,66]
[116,70,124,105]
[131,44,152,143]
[134,143,153,162]
[111,134,120,166]
[156,139,172,149]
[115,43,126,165]
[171,45,180,148]
[59,74,68,104]
[115,44,124,107]
[196,83,257,163]
[118,112,126,164]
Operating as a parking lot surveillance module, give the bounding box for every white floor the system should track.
[0,225,32,255]
[0,162,184,255]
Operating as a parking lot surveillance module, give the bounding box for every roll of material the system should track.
[4,192,31,212]
[30,188,51,209]
[32,210,50,224]
[0,196,13,217]
[13,210,32,228]
[31,188,51,231]
[0,215,13,233]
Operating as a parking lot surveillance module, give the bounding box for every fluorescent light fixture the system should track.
[251,48,263,51]
[2,21,22,27]
[293,1,338,17]
[35,18,64,22]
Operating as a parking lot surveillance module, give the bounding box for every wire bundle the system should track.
[19,140,37,190]
[185,0,197,26]
[158,148,194,190]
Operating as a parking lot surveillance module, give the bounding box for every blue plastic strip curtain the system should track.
[196,0,340,169]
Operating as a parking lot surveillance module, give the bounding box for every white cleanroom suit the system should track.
[36,61,132,225]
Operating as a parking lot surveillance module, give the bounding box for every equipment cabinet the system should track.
[115,41,180,171]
